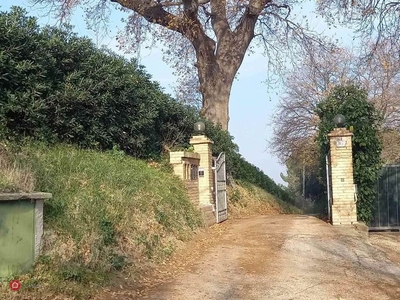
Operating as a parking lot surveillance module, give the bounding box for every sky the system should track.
[1,1,354,185]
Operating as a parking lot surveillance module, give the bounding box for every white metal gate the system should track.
[325,154,332,222]
[215,152,227,223]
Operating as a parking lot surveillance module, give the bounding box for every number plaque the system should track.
[336,138,346,148]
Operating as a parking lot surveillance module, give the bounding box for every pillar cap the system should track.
[190,135,214,145]
[328,128,353,137]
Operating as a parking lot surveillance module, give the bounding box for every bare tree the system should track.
[269,45,357,164]
[315,1,400,131]
[360,42,400,129]
[363,42,400,163]
[270,41,400,169]
[316,0,400,55]
[32,0,329,130]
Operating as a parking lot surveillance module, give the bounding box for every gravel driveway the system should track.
[101,215,400,300]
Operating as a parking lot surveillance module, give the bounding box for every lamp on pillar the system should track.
[328,114,357,225]
[194,121,205,135]
[333,114,346,128]
[190,122,214,211]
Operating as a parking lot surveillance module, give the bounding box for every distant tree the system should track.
[31,0,331,130]
[316,84,383,223]
[360,42,400,130]
[381,129,400,163]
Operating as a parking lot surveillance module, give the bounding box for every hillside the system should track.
[0,142,298,299]
[228,180,301,218]
[0,143,203,298]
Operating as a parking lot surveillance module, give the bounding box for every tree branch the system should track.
[210,0,230,40]
[263,3,291,18]
[160,0,210,7]
[110,0,184,34]
[182,0,199,18]
[178,0,215,52]
[235,0,269,37]
[248,0,270,15]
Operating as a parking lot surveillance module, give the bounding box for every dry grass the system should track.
[227,180,301,218]
[0,142,35,192]
[0,143,298,299]
[0,143,203,299]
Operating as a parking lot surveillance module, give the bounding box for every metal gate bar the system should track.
[215,152,227,223]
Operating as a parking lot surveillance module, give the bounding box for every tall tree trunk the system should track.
[200,71,234,130]
[69,0,265,131]
[192,9,258,130]
[194,36,251,130]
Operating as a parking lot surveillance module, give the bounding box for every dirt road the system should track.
[103,215,400,300]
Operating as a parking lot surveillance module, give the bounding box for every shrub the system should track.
[0,6,293,206]
[316,84,383,223]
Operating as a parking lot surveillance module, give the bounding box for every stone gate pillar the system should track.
[190,135,214,207]
[328,128,357,225]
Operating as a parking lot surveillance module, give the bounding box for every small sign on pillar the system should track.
[198,168,204,177]
[328,125,357,225]
[336,137,347,148]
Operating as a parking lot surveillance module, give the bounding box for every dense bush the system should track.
[0,6,293,204]
[0,7,196,159]
[316,84,383,223]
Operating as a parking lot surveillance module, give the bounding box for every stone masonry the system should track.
[328,128,357,225]
[169,151,200,206]
[169,136,216,226]
[189,135,214,207]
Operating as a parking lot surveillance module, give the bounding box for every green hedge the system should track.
[0,6,293,205]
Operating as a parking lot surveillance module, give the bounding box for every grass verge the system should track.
[0,142,35,192]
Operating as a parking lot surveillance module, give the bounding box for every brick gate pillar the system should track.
[328,128,357,225]
[190,135,214,207]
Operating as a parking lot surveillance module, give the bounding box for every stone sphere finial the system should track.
[333,114,346,127]
[194,121,205,135]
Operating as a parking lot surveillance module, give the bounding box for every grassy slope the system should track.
[0,143,298,299]
[228,180,301,218]
[1,143,203,299]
